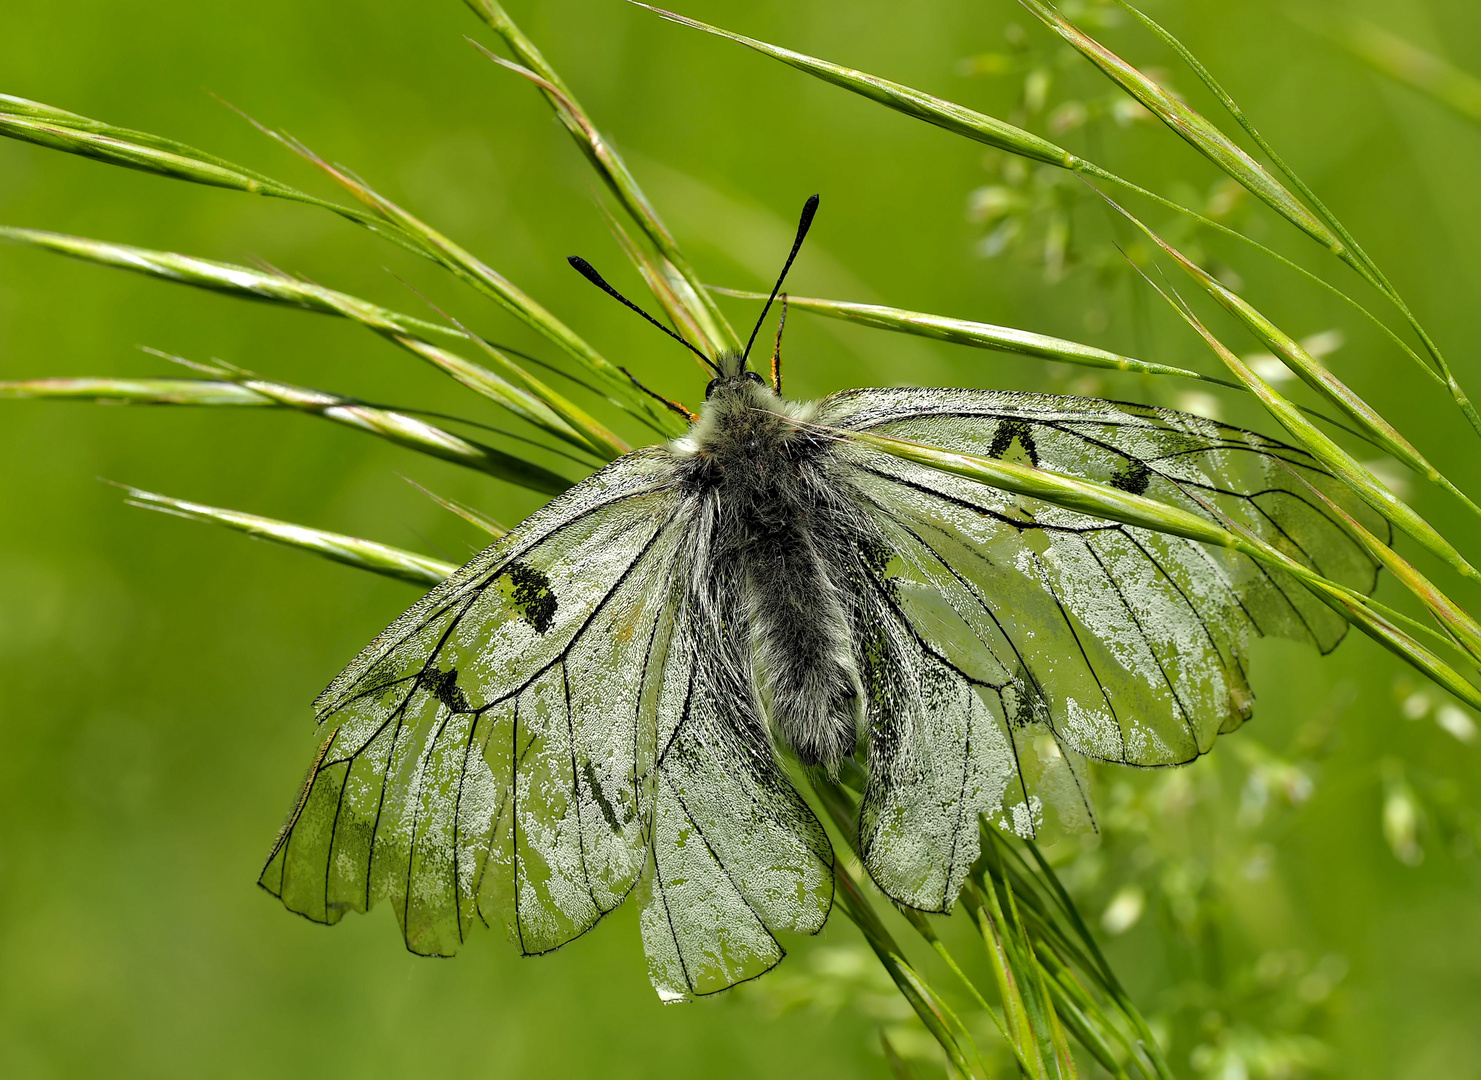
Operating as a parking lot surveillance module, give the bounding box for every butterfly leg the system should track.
[619,365,698,422]
[770,296,788,394]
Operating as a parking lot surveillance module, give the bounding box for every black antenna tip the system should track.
[740,193,822,364]
[567,255,603,284]
[566,253,721,374]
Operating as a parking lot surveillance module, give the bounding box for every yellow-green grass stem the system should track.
[118,486,457,586]
[0,227,627,460]
[641,4,1441,395]
[1097,201,1481,582]
[0,96,428,257]
[464,0,741,355]
[606,207,720,371]
[258,136,680,439]
[711,286,1378,443]
[1100,193,1481,522]
[1025,0,1481,436]
[1291,470,1481,667]
[2,375,575,495]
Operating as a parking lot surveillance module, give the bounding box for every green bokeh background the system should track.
[3,0,1480,1076]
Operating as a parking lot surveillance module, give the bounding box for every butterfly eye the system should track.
[744,371,765,385]
[704,379,720,400]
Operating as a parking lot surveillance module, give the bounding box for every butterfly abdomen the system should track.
[677,379,865,767]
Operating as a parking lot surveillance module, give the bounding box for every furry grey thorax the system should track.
[669,357,871,768]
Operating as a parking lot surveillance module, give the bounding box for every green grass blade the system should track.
[463,2,741,354]
[0,226,626,459]
[401,476,506,537]
[1120,0,1481,437]
[806,774,993,1079]
[1116,239,1481,585]
[713,286,1372,440]
[0,95,428,256]
[878,1032,918,1080]
[1033,0,1481,437]
[1099,196,1481,520]
[831,864,990,1080]
[262,132,681,438]
[118,485,457,586]
[710,287,1206,379]
[638,3,1448,412]
[1293,471,1481,665]
[1017,0,1343,257]
[637,3,1079,168]
[1291,8,1481,126]
[608,208,721,372]
[0,376,272,407]
[0,375,576,494]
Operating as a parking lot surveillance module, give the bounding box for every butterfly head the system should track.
[703,363,772,405]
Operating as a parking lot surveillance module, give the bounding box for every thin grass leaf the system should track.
[1014,840,1176,1080]
[1294,472,1481,666]
[814,775,1047,1076]
[2,374,575,494]
[637,3,1081,169]
[401,476,506,537]
[711,286,1206,379]
[831,863,990,1080]
[1050,1,1481,437]
[462,2,741,353]
[1120,243,1481,585]
[962,876,1053,1078]
[0,226,626,459]
[0,95,427,256]
[636,1,1435,391]
[714,285,1376,441]
[1290,8,1481,126]
[982,835,1173,1080]
[117,485,456,586]
[1017,0,1343,257]
[255,129,681,438]
[0,376,271,407]
[878,1031,919,1080]
[986,858,1076,1079]
[1029,946,1139,1080]
[842,424,1481,709]
[805,773,993,1079]
[1101,194,1481,521]
[605,206,717,369]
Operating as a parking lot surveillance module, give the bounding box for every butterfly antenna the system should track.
[567,256,721,376]
[742,194,819,366]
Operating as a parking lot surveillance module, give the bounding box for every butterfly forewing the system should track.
[822,387,1382,908]
[260,450,688,956]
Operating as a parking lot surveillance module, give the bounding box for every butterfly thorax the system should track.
[669,374,866,768]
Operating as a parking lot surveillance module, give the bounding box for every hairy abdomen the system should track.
[744,520,863,767]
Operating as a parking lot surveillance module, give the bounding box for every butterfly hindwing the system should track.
[636,531,835,1000]
[847,490,1092,911]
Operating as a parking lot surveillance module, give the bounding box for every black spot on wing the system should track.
[1109,459,1151,496]
[581,759,628,831]
[503,562,558,634]
[420,664,472,713]
[989,418,1039,466]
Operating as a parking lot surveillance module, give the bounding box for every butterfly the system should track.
[259,195,1383,1000]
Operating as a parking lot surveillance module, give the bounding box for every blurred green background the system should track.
[3,0,1480,1076]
